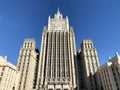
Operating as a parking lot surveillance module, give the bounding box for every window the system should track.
[2,67,5,71]
[1,72,3,76]
[49,89,53,90]
[0,78,2,82]
[30,43,32,47]
[13,87,15,90]
[64,89,68,90]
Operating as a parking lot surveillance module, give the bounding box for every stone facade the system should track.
[77,40,100,90]
[97,52,120,90]
[36,9,77,90]
[0,56,18,90]
[16,39,39,90]
[0,9,120,90]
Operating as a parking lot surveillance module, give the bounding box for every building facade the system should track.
[36,9,77,90]
[16,39,39,90]
[77,40,100,90]
[0,9,119,90]
[97,52,120,90]
[0,56,18,90]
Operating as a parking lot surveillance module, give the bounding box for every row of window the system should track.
[99,68,112,89]
[23,42,33,48]
[1,68,16,90]
[82,43,93,48]
[49,89,68,90]
[111,67,120,89]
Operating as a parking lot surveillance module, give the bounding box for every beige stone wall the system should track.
[0,56,18,90]
[80,40,100,90]
[36,10,77,90]
[16,39,38,90]
[97,52,120,90]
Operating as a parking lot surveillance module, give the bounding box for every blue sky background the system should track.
[0,0,120,65]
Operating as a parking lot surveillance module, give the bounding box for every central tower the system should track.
[37,9,77,90]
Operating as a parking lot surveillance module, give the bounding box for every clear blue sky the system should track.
[0,0,120,65]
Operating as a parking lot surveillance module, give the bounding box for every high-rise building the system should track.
[12,8,120,90]
[0,56,18,90]
[36,9,77,90]
[77,40,100,90]
[16,39,39,90]
[97,52,120,90]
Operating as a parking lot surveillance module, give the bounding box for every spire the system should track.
[57,6,60,15]
[55,6,62,19]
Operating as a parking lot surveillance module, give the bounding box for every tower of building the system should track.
[36,9,77,90]
[78,40,100,90]
[16,39,39,90]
